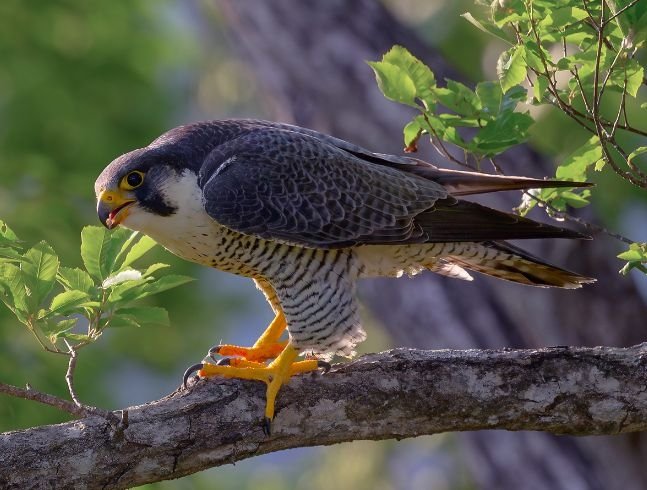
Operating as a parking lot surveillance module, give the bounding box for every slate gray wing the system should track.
[198,129,447,248]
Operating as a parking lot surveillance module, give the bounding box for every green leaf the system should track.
[475,82,502,116]
[0,262,29,318]
[118,234,157,270]
[403,117,424,149]
[41,318,77,339]
[380,45,436,107]
[58,332,92,342]
[472,111,533,156]
[461,12,512,44]
[116,306,170,327]
[538,6,588,30]
[48,290,97,316]
[497,45,527,94]
[617,243,647,275]
[108,274,194,304]
[623,60,644,97]
[368,60,418,107]
[560,190,591,208]
[0,220,21,249]
[0,247,23,261]
[81,226,131,281]
[104,314,141,329]
[57,267,96,294]
[628,146,647,163]
[523,42,547,72]
[430,80,481,117]
[143,263,171,277]
[21,241,59,308]
[555,136,603,181]
[533,75,550,103]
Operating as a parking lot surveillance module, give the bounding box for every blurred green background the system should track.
[1,1,645,489]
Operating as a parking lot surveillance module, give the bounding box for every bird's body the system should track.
[96,119,594,431]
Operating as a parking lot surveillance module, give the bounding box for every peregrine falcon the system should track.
[95,119,594,433]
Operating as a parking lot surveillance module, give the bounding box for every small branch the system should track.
[604,0,641,26]
[0,344,645,489]
[0,381,88,418]
[64,340,83,408]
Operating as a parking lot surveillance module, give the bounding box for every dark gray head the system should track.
[94,123,226,229]
[94,145,184,229]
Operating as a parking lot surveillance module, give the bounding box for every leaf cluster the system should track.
[369,46,533,159]
[0,220,193,353]
[369,0,647,276]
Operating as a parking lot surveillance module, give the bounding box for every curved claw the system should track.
[262,417,272,437]
[317,360,332,374]
[207,345,222,363]
[183,362,204,389]
[216,357,231,366]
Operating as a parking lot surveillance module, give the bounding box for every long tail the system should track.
[407,162,593,196]
[438,241,595,288]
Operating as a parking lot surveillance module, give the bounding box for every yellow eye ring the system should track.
[122,171,145,190]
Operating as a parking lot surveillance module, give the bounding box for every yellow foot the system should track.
[209,341,288,363]
[183,345,330,435]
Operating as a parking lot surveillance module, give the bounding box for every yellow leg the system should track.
[212,312,288,362]
[197,343,320,434]
[220,357,322,376]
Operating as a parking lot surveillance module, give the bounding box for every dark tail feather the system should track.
[416,198,591,243]
[408,164,593,196]
[445,241,595,288]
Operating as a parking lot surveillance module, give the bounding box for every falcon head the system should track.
[95,147,181,230]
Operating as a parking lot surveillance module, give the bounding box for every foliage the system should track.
[369,0,647,275]
[0,219,193,372]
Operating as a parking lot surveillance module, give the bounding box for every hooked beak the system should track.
[97,189,136,229]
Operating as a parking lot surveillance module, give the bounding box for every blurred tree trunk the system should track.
[216,1,647,489]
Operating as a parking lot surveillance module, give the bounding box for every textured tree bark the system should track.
[216,1,647,489]
[1,345,646,490]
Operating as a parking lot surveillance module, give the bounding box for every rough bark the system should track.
[1,345,646,490]
[216,1,647,489]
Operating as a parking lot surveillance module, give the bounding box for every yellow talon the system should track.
[198,344,319,434]
[213,342,288,362]
[209,312,288,363]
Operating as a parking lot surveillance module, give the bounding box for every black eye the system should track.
[125,171,144,189]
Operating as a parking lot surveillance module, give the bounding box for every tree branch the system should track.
[1,344,645,489]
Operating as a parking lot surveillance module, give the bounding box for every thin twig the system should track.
[64,340,83,408]
[0,381,88,418]
[522,190,635,244]
[604,0,642,26]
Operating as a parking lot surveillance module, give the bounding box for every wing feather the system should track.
[198,126,586,248]
[199,129,445,248]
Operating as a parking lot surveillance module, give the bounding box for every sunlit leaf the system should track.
[104,315,141,329]
[143,263,171,277]
[48,290,97,316]
[461,12,513,43]
[81,226,131,281]
[556,136,602,181]
[379,46,437,107]
[21,241,59,308]
[118,234,157,270]
[430,80,481,117]
[538,6,588,30]
[0,220,21,249]
[368,60,418,107]
[0,263,29,318]
[41,318,77,341]
[497,45,527,94]
[57,267,96,295]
